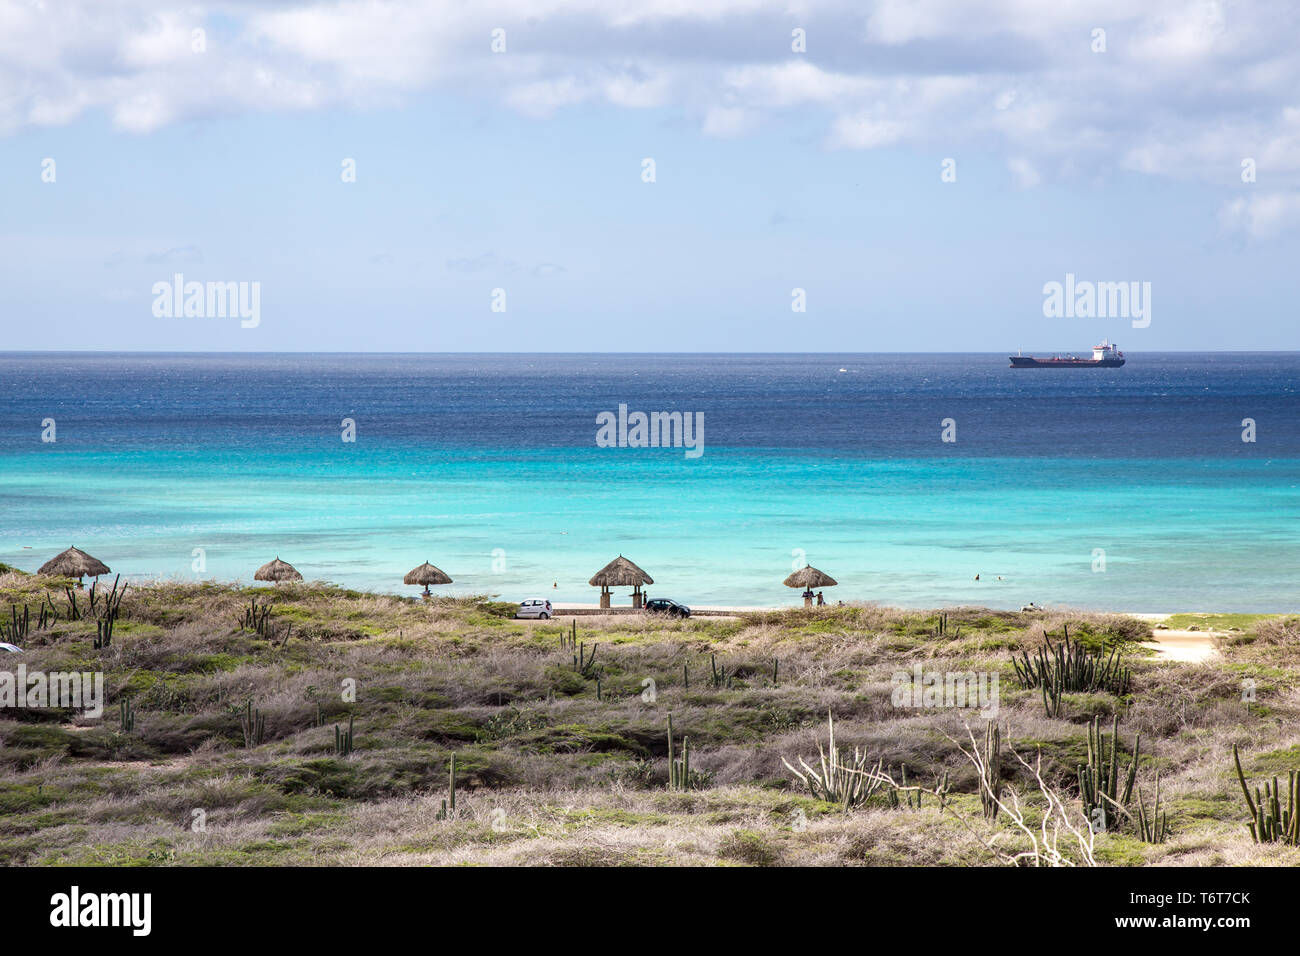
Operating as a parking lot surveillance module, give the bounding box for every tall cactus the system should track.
[1233,744,1300,845]
[437,753,458,819]
[240,700,265,747]
[1012,626,1131,718]
[1078,714,1139,828]
[1134,776,1168,844]
[980,721,1003,821]
[666,713,694,791]
[782,710,886,810]
[334,714,354,756]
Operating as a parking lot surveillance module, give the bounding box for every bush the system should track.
[717,829,781,866]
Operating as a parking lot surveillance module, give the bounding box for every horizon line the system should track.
[4,349,1300,357]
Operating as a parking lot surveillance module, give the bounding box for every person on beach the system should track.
[816,591,825,606]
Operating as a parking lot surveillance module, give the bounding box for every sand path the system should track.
[1138,629,1221,663]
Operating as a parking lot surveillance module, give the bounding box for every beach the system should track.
[3,352,1300,613]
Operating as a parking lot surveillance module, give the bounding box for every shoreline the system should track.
[0,571,1268,622]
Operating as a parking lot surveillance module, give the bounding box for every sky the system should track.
[1,0,1298,351]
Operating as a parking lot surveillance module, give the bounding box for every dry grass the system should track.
[0,578,1297,866]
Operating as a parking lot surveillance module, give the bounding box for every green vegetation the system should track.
[0,574,1295,866]
[1162,613,1273,632]
[1233,744,1300,845]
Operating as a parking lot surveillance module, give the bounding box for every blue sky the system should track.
[1,0,1298,351]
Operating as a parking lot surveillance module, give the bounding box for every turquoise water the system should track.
[2,353,1298,611]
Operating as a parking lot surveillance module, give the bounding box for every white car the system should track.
[514,599,553,620]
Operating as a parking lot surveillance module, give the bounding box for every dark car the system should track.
[645,598,690,618]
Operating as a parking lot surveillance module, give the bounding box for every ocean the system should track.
[1,352,1297,612]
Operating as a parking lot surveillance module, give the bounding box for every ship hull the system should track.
[1009,357,1125,368]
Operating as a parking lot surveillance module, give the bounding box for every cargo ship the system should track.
[1010,339,1125,368]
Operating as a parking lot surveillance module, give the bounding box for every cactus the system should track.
[238,597,276,637]
[709,653,733,689]
[438,753,459,819]
[240,700,266,747]
[1012,626,1131,717]
[980,721,1003,821]
[885,766,951,810]
[1078,714,1139,827]
[90,576,127,651]
[666,713,676,789]
[1233,744,1300,845]
[782,710,886,810]
[1,604,31,643]
[1134,776,1168,844]
[119,698,136,733]
[334,715,354,756]
[665,713,698,791]
[94,614,115,650]
[559,619,578,652]
[38,596,57,630]
[573,641,599,676]
[97,576,127,618]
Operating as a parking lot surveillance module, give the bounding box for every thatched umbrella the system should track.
[404,561,452,596]
[254,558,303,583]
[589,555,653,609]
[783,566,837,607]
[38,546,110,585]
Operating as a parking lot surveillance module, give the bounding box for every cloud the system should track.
[701,106,756,138]
[827,114,904,150]
[1007,157,1041,189]
[446,252,505,274]
[2,0,1299,187]
[1219,192,1300,240]
[143,244,204,264]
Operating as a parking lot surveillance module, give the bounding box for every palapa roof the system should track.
[404,562,452,586]
[38,546,110,578]
[254,558,303,582]
[588,555,653,588]
[783,566,838,589]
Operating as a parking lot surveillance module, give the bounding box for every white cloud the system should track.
[702,106,756,138]
[1220,192,1300,240]
[1,0,1299,189]
[828,114,903,150]
[1007,157,1041,188]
